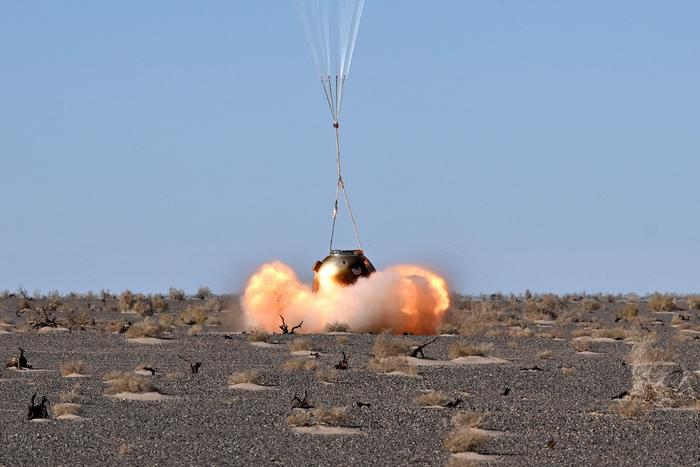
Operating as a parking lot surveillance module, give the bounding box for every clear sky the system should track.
[1,1,698,295]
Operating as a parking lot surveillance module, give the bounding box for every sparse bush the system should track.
[315,367,339,383]
[195,286,212,300]
[458,306,502,336]
[247,329,271,343]
[617,303,639,321]
[367,357,416,376]
[118,290,135,312]
[591,326,639,340]
[610,398,645,418]
[52,403,81,418]
[102,319,128,333]
[125,318,166,339]
[284,359,318,371]
[414,390,451,407]
[59,361,87,377]
[228,370,260,385]
[289,338,317,352]
[649,294,678,312]
[60,384,82,403]
[436,322,459,335]
[168,287,186,301]
[448,342,493,359]
[151,295,168,312]
[325,321,351,333]
[187,325,203,336]
[687,295,700,311]
[561,367,575,376]
[104,372,158,394]
[444,411,487,453]
[571,337,592,352]
[132,299,153,317]
[286,406,351,427]
[203,297,223,313]
[179,305,208,325]
[582,299,601,311]
[537,350,553,360]
[372,334,415,358]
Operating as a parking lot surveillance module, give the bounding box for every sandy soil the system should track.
[0,295,698,466]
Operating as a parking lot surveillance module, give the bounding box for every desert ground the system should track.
[0,290,698,466]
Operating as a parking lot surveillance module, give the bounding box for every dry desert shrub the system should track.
[561,367,575,376]
[283,359,318,371]
[324,321,351,332]
[448,342,493,359]
[59,361,87,377]
[616,303,639,322]
[444,411,487,453]
[436,322,459,335]
[591,326,639,340]
[104,372,158,394]
[457,305,502,336]
[52,403,81,418]
[125,318,166,339]
[247,329,271,343]
[508,326,535,337]
[610,398,645,418]
[187,325,203,336]
[414,390,451,407]
[158,313,176,328]
[168,287,186,301]
[60,384,82,403]
[151,295,168,312]
[537,350,553,360]
[649,294,679,312]
[179,305,208,325]
[288,338,317,352]
[118,444,131,456]
[335,335,349,345]
[614,338,698,416]
[315,367,339,383]
[286,406,351,427]
[372,334,415,358]
[368,356,417,376]
[571,337,592,352]
[687,295,700,311]
[102,319,128,333]
[195,286,212,300]
[132,299,153,317]
[118,290,135,312]
[228,370,260,385]
[570,327,592,338]
[582,299,601,311]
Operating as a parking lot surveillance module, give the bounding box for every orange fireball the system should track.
[241,261,450,335]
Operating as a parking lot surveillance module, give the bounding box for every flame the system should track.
[241,261,450,335]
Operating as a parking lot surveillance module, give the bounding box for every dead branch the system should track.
[6,348,32,370]
[444,398,462,408]
[409,336,439,359]
[27,393,50,420]
[279,315,303,335]
[177,354,202,374]
[334,351,350,370]
[292,390,313,409]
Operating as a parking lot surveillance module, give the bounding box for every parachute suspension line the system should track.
[297,0,367,253]
[329,118,363,254]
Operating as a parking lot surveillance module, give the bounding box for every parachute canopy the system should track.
[296,0,366,122]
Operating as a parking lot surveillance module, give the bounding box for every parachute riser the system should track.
[327,102,363,254]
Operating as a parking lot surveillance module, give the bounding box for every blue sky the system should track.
[1,1,698,295]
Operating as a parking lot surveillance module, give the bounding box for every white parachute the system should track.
[296,0,366,252]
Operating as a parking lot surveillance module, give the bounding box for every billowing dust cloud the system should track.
[241,262,449,334]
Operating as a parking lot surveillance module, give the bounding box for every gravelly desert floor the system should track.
[0,294,699,466]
